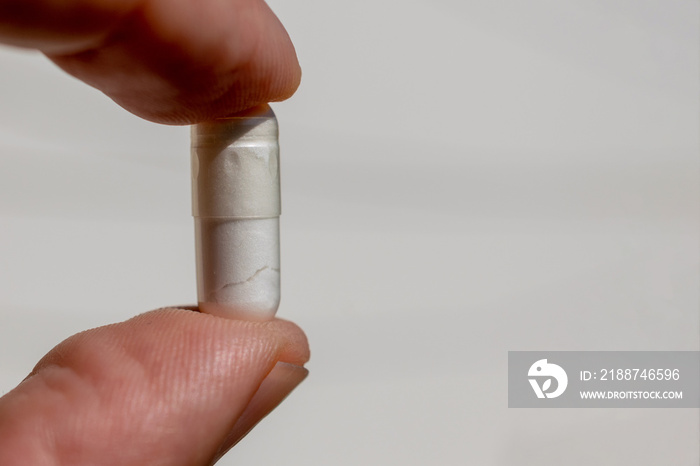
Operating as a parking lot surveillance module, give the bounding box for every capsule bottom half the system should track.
[195,217,280,321]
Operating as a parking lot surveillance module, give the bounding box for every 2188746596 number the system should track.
[599,368,680,381]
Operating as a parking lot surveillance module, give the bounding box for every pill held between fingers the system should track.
[191,105,281,321]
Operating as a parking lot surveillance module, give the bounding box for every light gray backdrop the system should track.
[1,1,698,464]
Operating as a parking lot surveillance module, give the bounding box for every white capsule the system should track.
[191,105,281,320]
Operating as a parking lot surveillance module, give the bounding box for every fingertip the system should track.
[135,308,311,367]
[213,361,308,461]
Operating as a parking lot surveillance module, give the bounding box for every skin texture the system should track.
[0,0,302,123]
[0,0,308,463]
[0,309,310,465]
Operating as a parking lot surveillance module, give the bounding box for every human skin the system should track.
[0,310,310,465]
[0,0,302,123]
[0,0,309,464]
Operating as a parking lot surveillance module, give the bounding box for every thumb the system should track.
[0,308,309,465]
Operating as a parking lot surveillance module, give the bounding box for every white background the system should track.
[1,0,698,464]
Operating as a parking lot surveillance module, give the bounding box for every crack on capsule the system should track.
[217,265,280,291]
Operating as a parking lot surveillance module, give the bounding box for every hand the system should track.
[0,309,310,464]
[0,1,308,464]
[0,0,302,123]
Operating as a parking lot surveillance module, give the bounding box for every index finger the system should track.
[0,0,301,123]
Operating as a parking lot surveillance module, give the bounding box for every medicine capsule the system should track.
[191,105,280,320]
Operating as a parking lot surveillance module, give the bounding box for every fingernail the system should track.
[213,362,308,461]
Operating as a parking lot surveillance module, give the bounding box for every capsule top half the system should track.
[191,105,280,219]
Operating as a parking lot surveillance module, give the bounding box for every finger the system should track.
[212,361,308,463]
[0,0,141,52]
[0,308,310,466]
[0,0,301,123]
